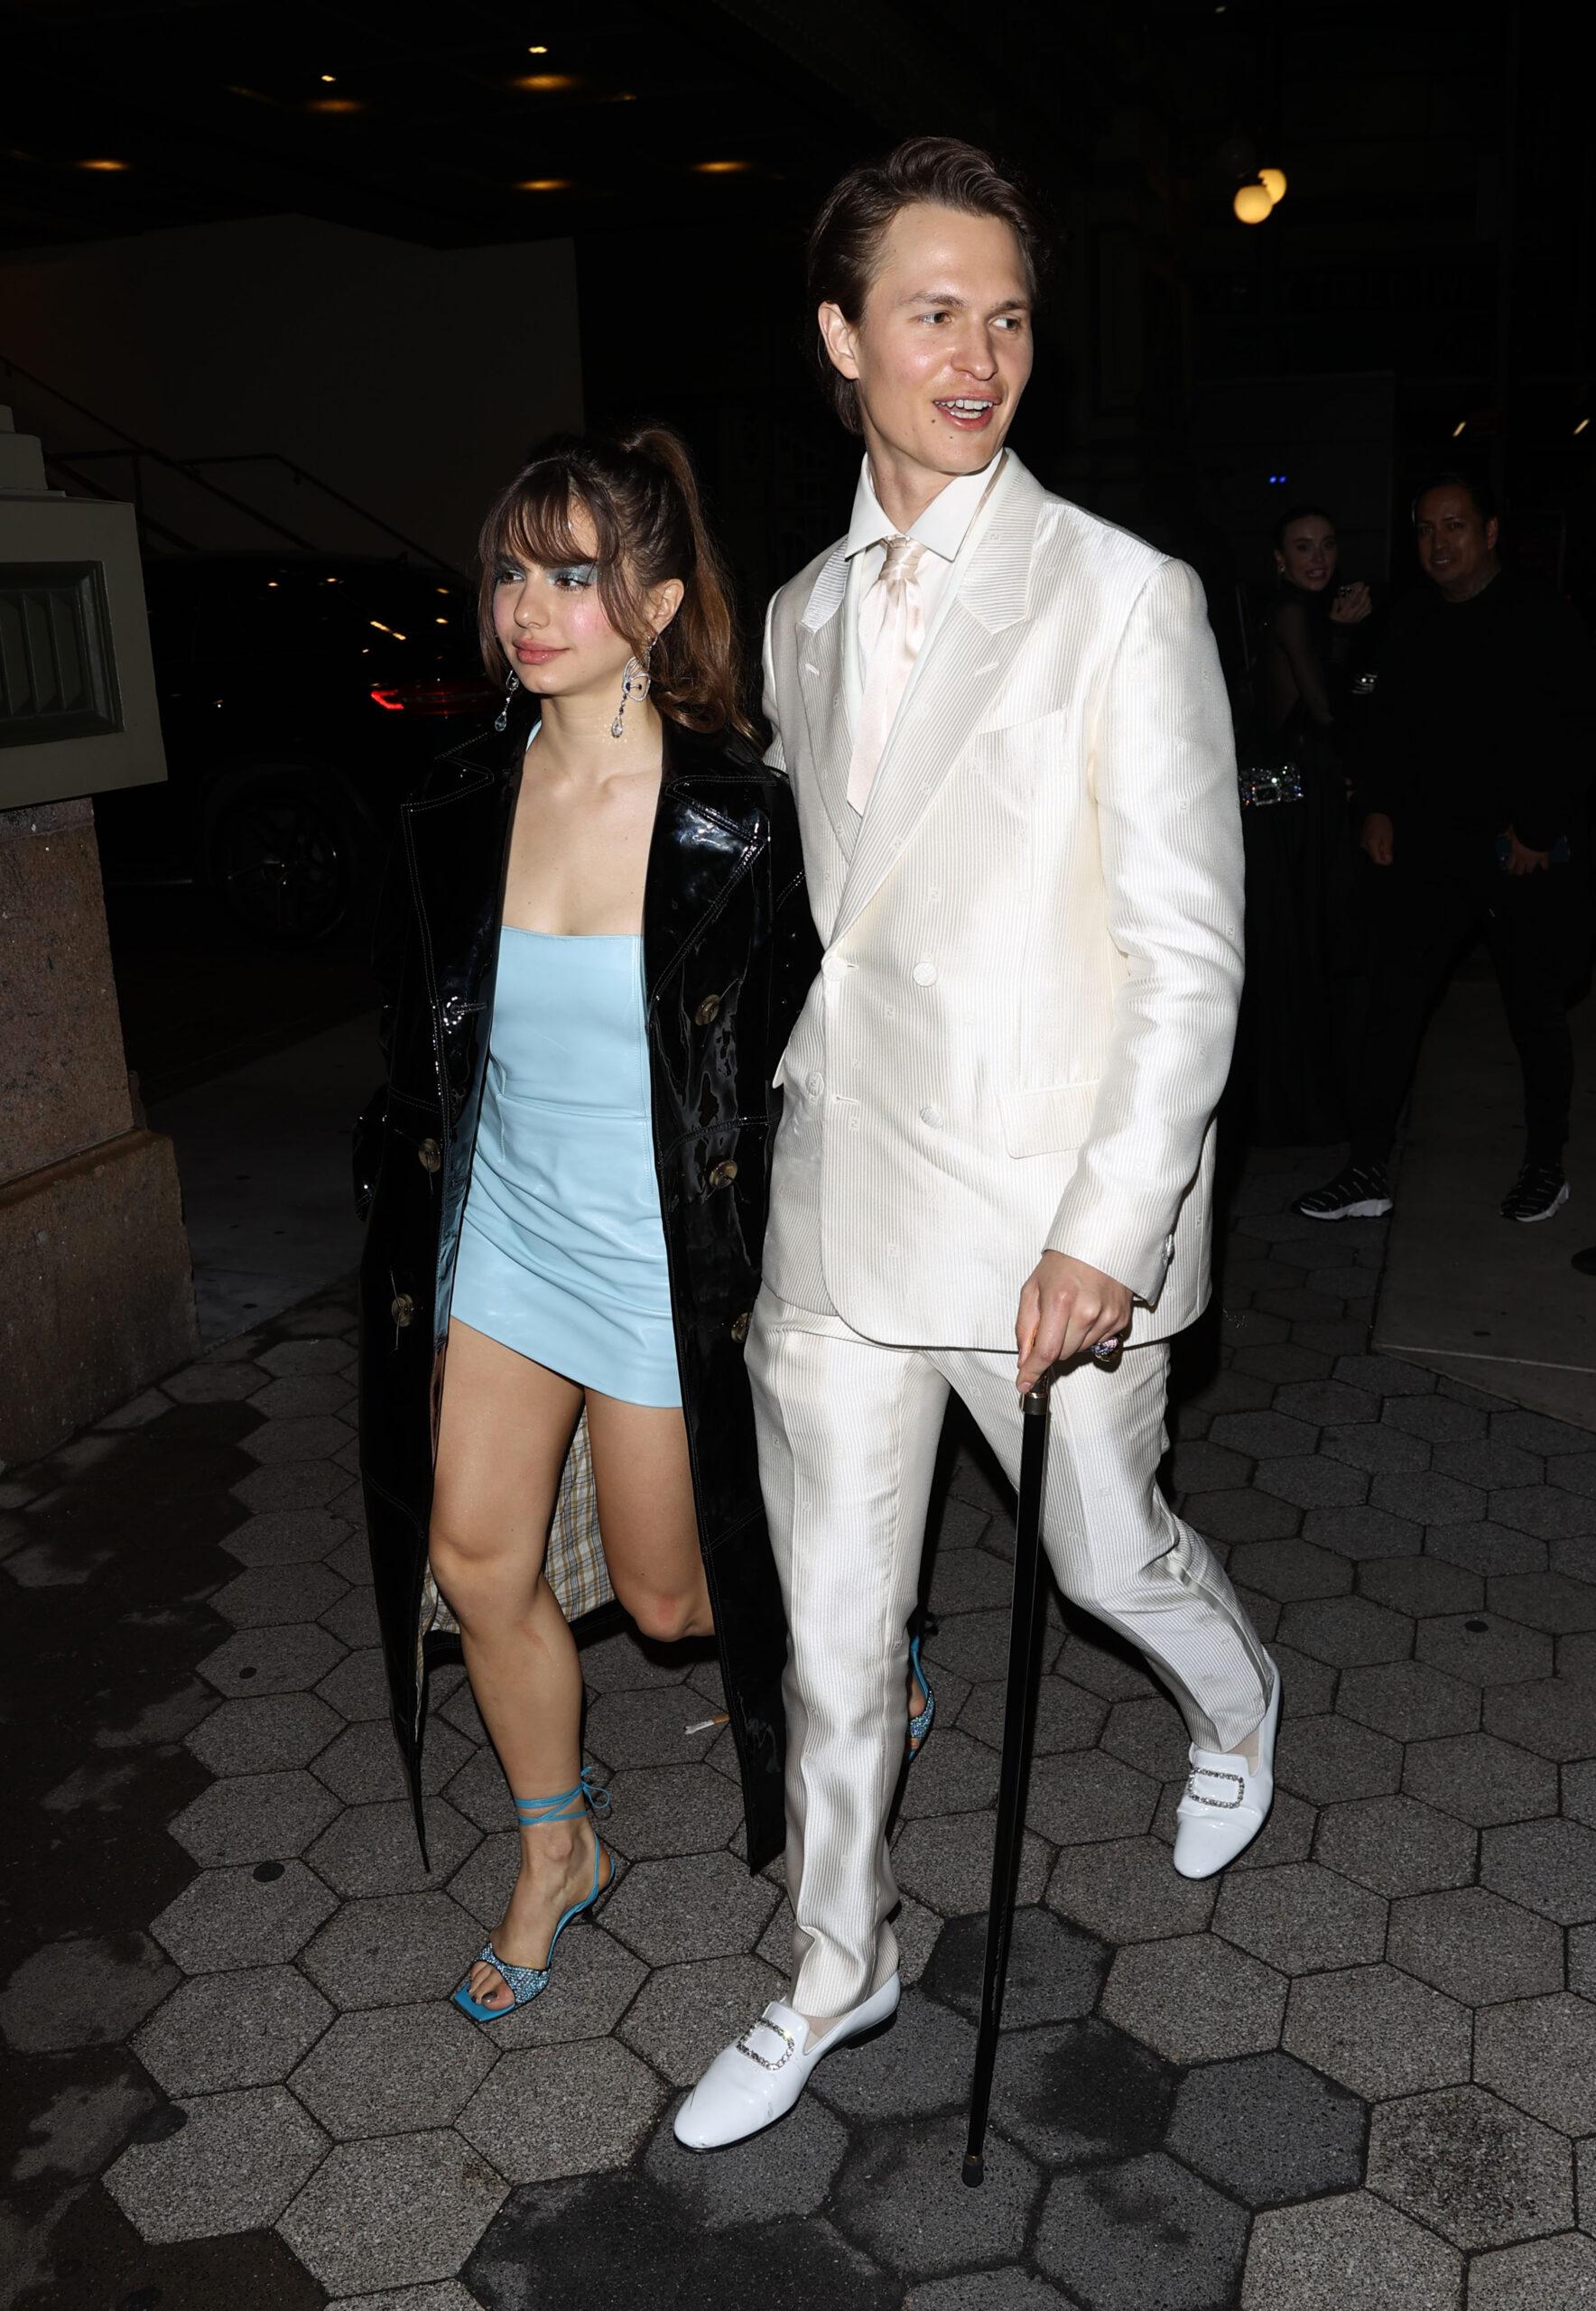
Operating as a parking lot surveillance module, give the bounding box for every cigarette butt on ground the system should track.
[683,1712,731,1735]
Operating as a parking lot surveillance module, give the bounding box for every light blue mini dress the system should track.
[450,929,682,1408]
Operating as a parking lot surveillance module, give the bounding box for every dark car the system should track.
[96,552,499,942]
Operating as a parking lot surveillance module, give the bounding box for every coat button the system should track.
[390,1292,415,1327]
[730,1310,750,1343]
[912,960,937,986]
[417,1137,441,1174]
[695,993,721,1026]
[709,1159,739,1191]
[920,1104,943,1128]
[805,1071,825,1097]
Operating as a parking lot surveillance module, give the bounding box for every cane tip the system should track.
[961,2153,984,2188]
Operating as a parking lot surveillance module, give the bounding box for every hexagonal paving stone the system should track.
[1276,1714,1403,1805]
[1025,1747,1160,1845]
[1492,1485,1596,1540]
[278,2129,507,2296]
[164,1358,270,1403]
[151,1861,338,1972]
[1359,1555,1484,1617]
[1387,1888,1563,2005]
[1101,1932,1286,2065]
[1417,1613,1554,1686]
[1469,2233,1596,2309]
[800,1985,978,2125]
[299,1889,484,2009]
[304,1796,478,1898]
[134,1965,333,2093]
[1166,2048,1366,2207]
[584,1683,738,1770]
[1257,1456,1369,1511]
[210,1561,348,1629]
[601,1851,777,1966]
[642,2089,850,2231]
[250,1372,357,1419]
[1428,1520,1549,1577]
[958,1673,1107,1754]
[1214,1861,1387,1975]
[1489,1571,1596,1632]
[983,2013,1174,2173]
[314,1646,394,1722]
[219,1510,351,1568]
[1475,1993,1596,2136]
[832,2110,1040,2279]
[1336,1659,1480,1741]
[618,1954,783,2086]
[1367,2084,1573,2250]
[0,1931,180,2053]
[1549,1454,1596,1501]
[1485,1675,1596,1762]
[312,1716,474,1806]
[1304,1505,1424,1561]
[1480,1816,1596,1923]
[1371,1470,1487,1525]
[1284,1963,1471,2102]
[1045,1833,1216,1944]
[1275,1379,1380,1426]
[1319,1421,1432,1476]
[1269,1642,1340,1720]
[1036,2150,1248,2311]
[104,2084,328,2241]
[1433,1440,1545,1491]
[319,1584,381,1647]
[1242,2191,1462,2311]
[459,2037,664,2183]
[890,1814,1051,1919]
[1384,1393,1489,1441]
[240,1413,353,1465]
[1053,1627,1158,1701]
[920,1906,1107,2031]
[923,1606,1064,1685]
[1211,1409,1322,1459]
[1229,1537,1353,1601]
[199,1623,346,1698]
[1168,1438,1253,1495]
[290,2002,495,2137]
[897,1726,1004,1819]
[184,1692,343,1777]
[1316,1793,1476,1897]
[1276,1593,1414,1666]
[1403,1730,1560,1825]
[231,1462,348,1515]
[1099,1694,1191,1780]
[169,1769,343,1868]
[1187,1487,1303,1543]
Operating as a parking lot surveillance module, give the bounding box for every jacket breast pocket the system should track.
[999,1081,1100,1157]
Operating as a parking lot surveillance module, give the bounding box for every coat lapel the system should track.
[644,729,764,998]
[832,458,1044,942]
[794,546,857,862]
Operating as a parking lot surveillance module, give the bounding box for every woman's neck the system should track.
[528,691,663,782]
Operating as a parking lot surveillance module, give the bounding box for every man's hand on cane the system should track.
[1015,1251,1134,1392]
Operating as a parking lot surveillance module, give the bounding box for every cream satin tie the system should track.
[848,535,927,814]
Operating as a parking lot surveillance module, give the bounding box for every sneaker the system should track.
[1501,1164,1570,1223]
[1292,1163,1393,1220]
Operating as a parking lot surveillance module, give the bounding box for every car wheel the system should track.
[209,772,370,944]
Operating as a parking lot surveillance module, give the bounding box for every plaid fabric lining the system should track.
[417,1409,614,1669]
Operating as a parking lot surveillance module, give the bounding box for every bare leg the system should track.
[584,1389,712,1641]
[430,1319,607,2011]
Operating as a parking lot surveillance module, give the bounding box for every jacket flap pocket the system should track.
[999,1081,1099,1157]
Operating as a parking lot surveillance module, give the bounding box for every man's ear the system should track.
[818,302,860,382]
[1485,515,1500,553]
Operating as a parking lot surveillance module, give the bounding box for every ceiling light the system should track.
[1452,420,1467,438]
[436,617,449,625]
[320,73,337,84]
[77,157,129,172]
[518,177,571,191]
[1233,182,1272,224]
[307,96,364,113]
[527,43,549,54]
[1576,418,1591,436]
[695,159,749,175]
[1258,166,1287,204]
[516,72,578,91]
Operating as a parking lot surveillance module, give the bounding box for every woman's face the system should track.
[491,503,677,701]
[1276,516,1338,590]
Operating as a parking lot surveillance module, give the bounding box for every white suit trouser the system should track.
[747,1286,1274,2019]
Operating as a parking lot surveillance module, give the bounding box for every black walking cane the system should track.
[962,1338,1118,2186]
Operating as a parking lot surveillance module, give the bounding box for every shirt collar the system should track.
[843,450,1006,564]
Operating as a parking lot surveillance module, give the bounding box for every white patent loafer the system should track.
[673,1973,901,2150]
[1173,1660,1281,1880]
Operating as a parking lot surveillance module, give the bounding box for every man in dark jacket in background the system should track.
[1294,473,1591,1226]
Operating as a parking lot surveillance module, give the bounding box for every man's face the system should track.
[820,202,1034,487]
[1415,485,1499,599]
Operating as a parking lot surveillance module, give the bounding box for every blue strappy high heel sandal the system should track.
[906,1633,936,1761]
[452,1767,614,2023]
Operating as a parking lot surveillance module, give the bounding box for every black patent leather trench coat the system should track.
[354,687,819,1870]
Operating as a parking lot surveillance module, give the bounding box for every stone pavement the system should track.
[5,1145,1596,2311]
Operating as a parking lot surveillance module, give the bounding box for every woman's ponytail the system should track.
[617,423,751,738]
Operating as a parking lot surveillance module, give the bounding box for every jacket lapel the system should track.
[644,727,764,998]
[794,546,857,861]
[832,457,1044,942]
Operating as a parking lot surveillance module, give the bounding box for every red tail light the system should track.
[369,677,500,718]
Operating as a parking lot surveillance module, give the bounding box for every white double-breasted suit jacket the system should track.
[758,450,1245,1351]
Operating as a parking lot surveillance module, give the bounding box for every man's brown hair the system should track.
[805,135,1052,435]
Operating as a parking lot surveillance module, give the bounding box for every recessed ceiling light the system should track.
[307,96,364,113]
[320,73,337,84]
[1576,417,1590,436]
[695,159,749,175]
[77,157,129,172]
[515,72,579,91]
[517,177,571,191]
[527,43,549,54]
[1452,420,1467,437]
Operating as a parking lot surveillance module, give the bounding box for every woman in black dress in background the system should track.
[1233,504,1373,1144]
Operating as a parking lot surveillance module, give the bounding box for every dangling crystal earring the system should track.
[494,670,520,733]
[610,644,653,741]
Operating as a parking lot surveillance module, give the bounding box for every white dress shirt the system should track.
[840,450,1007,772]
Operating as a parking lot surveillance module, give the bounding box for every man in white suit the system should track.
[677,137,1278,2152]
